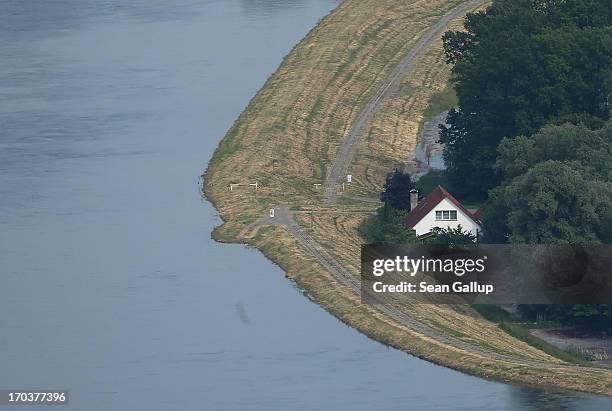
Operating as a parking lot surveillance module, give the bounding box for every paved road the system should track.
[324,0,485,203]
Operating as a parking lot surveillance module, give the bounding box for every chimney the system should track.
[410,189,418,211]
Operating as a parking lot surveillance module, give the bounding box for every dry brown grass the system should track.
[250,222,612,395]
[205,0,468,225]
[204,0,612,395]
[348,17,467,197]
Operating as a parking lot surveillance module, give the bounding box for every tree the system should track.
[483,122,612,243]
[379,169,414,209]
[494,122,612,181]
[494,161,609,243]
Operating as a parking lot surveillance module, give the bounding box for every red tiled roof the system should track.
[405,185,482,229]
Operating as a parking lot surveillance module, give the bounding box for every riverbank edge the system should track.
[201,1,612,397]
[202,194,611,396]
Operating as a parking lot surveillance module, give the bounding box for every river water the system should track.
[0,1,610,410]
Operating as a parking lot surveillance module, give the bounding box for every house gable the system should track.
[412,197,481,236]
[405,185,482,236]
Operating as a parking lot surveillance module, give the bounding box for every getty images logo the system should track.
[372,255,487,277]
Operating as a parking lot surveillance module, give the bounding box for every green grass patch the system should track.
[475,305,591,365]
[499,321,592,366]
[422,84,457,124]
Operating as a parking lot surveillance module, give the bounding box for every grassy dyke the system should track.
[203,0,612,395]
[205,0,469,212]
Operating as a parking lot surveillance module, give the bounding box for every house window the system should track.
[435,210,457,221]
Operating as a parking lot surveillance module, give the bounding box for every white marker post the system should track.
[269,208,275,218]
[342,183,345,191]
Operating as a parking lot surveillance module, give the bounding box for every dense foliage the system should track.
[441,0,612,200]
[483,122,612,243]
[485,123,612,327]
[440,1,612,328]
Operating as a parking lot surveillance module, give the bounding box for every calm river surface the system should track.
[0,1,610,410]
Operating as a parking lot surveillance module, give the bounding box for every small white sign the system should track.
[269,208,275,218]
[347,174,352,183]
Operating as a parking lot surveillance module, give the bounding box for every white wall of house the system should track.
[412,198,481,236]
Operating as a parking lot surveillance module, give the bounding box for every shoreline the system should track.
[201,203,612,397]
[202,0,612,396]
[201,211,611,398]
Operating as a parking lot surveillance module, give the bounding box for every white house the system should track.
[405,185,483,237]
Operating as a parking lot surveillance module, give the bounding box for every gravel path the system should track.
[323,0,485,203]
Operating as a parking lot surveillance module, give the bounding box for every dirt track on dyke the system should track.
[250,206,595,372]
[323,0,485,203]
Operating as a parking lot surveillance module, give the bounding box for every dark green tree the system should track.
[483,122,612,243]
[379,169,414,209]
[491,160,609,243]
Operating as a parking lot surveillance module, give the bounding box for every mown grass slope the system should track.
[204,0,612,395]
